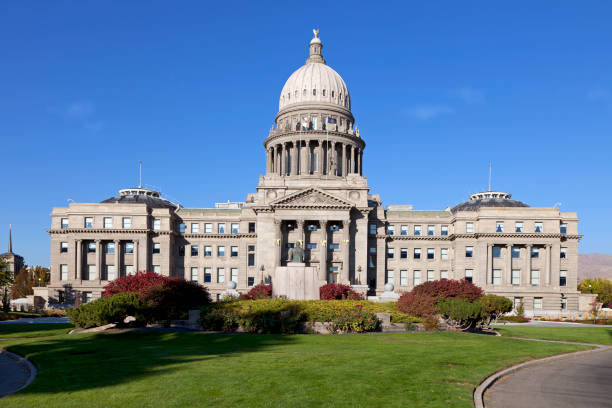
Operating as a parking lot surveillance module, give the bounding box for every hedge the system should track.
[66,292,145,328]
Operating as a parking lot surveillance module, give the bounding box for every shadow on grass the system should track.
[7,330,295,395]
[0,324,73,337]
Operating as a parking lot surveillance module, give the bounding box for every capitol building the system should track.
[46,32,585,314]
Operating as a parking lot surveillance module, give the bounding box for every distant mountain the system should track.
[578,253,612,281]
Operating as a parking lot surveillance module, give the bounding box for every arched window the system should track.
[332,90,335,98]
[313,89,316,96]
[323,89,326,96]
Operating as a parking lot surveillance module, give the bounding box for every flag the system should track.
[301,117,309,130]
[327,117,337,124]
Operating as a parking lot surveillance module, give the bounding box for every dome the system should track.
[451,191,529,213]
[101,187,177,209]
[278,31,351,113]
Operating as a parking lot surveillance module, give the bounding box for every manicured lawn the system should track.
[0,326,590,408]
[0,324,73,339]
[496,326,612,345]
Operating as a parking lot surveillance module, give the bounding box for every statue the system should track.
[313,28,319,38]
[288,241,305,263]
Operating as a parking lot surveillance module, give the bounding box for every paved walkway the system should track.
[494,320,611,328]
[484,347,612,408]
[0,350,36,398]
[0,317,69,324]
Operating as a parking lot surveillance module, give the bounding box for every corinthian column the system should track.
[317,141,323,174]
[280,143,285,176]
[76,239,82,281]
[319,220,328,281]
[291,142,298,175]
[301,141,309,175]
[341,219,350,283]
[506,244,512,285]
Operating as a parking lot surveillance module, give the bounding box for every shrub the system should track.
[201,307,240,332]
[330,306,379,333]
[103,271,170,297]
[516,300,525,317]
[437,298,485,330]
[397,279,483,317]
[422,315,440,331]
[240,283,273,300]
[480,294,513,326]
[319,283,362,300]
[141,278,211,321]
[67,293,145,328]
[498,315,530,323]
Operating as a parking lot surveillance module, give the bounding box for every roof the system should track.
[452,191,529,212]
[101,187,177,209]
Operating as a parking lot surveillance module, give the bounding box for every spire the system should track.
[488,161,492,192]
[306,28,326,64]
[8,224,12,253]
[138,160,143,188]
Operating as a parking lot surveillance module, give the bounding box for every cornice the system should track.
[181,233,257,239]
[48,228,151,235]
[380,233,583,242]
[264,130,365,148]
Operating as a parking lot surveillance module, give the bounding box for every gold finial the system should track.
[313,28,319,38]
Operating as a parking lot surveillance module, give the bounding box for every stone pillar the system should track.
[331,141,337,175]
[347,145,353,174]
[134,240,139,272]
[301,140,309,175]
[296,219,305,246]
[76,239,82,281]
[317,141,323,174]
[506,244,512,285]
[545,244,551,285]
[486,244,493,286]
[96,240,102,283]
[292,142,298,175]
[357,148,362,176]
[280,143,285,176]
[341,219,350,283]
[341,144,347,177]
[524,244,531,286]
[114,240,121,278]
[275,219,282,267]
[319,220,328,281]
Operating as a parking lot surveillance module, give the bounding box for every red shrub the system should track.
[141,278,211,321]
[103,271,171,297]
[240,283,273,300]
[397,279,483,317]
[319,283,362,300]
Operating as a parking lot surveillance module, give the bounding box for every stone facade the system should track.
[46,32,584,315]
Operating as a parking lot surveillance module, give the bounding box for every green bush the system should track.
[480,294,513,326]
[436,298,485,330]
[330,306,379,333]
[201,302,302,334]
[141,278,211,321]
[498,315,530,323]
[67,293,145,328]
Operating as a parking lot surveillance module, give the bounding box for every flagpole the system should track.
[326,116,329,180]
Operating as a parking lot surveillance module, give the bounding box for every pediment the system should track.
[269,188,353,209]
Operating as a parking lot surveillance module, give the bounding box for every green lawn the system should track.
[496,326,612,345]
[0,324,73,339]
[0,326,591,408]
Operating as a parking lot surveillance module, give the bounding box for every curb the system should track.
[0,350,38,398]
[473,345,610,408]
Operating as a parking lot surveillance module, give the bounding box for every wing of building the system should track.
[46,32,587,315]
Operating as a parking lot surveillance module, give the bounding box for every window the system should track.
[106,265,116,280]
[496,221,504,233]
[414,225,422,236]
[441,225,448,236]
[534,297,543,310]
[248,251,255,266]
[414,248,421,259]
[86,265,97,280]
[427,270,435,281]
[191,267,198,282]
[368,247,376,268]
[330,224,339,232]
[60,242,68,253]
[175,268,184,278]
[560,247,567,259]
[534,222,543,233]
[465,246,473,258]
[179,223,186,234]
[306,243,317,250]
[125,265,135,275]
[512,246,520,258]
[85,217,93,228]
[191,245,199,256]
[218,268,225,283]
[466,222,474,233]
[231,223,239,234]
[308,224,318,231]
[153,219,161,230]
[122,217,131,229]
[87,242,96,253]
[106,242,115,254]
[400,225,408,236]
[153,265,160,274]
[204,223,212,233]
[204,268,212,283]
[440,270,448,280]
[509,270,519,286]
[369,224,376,235]
[427,248,434,260]
[513,297,522,310]
[531,247,539,258]
[400,248,408,259]
[427,225,435,236]
[531,270,540,285]
[387,247,394,258]
[231,246,238,257]
[218,246,225,257]
[493,269,502,285]
[441,248,448,260]
[400,270,408,286]
[61,218,69,229]
[218,223,226,234]
[561,296,567,310]
[83,292,93,303]
[60,264,68,281]
[328,266,339,283]
[191,223,199,233]
[248,222,256,233]
[330,243,340,251]
[248,277,255,286]
[465,269,473,283]
[413,270,421,286]
[560,223,567,234]
[386,270,394,285]
[387,225,395,235]
[104,217,112,228]
[178,246,185,256]
[493,246,501,258]
[560,270,567,286]
[204,246,212,257]
[248,245,255,252]
[515,221,523,233]
[153,243,160,254]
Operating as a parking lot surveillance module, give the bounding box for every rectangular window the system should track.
[153,265,160,274]
[218,223,226,234]
[231,223,239,234]
[512,269,520,285]
[60,264,68,281]
[306,243,317,250]
[427,225,435,236]
[387,247,394,258]
[191,245,199,256]
[441,225,448,236]
[248,253,255,266]
[231,246,238,257]
[531,247,539,258]
[513,297,522,310]
[106,265,116,280]
[125,242,134,254]
[218,268,225,283]
[427,248,434,260]
[413,270,421,286]
[330,243,340,251]
[465,246,473,258]
[560,247,567,259]
[153,219,161,230]
[60,242,68,253]
[83,292,93,304]
[248,276,255,286]
[560,270,567,286]
[191,267,198,282]
[441,248,448,260]
[368,247,376,268]
[400,248,408,259]
[248,245,255,252]
[400,225,408,236]
[369,224,376,235]
[560,223,567,234]
[531,270,540,285]
[178,246,185,257]
[414,248,421,259]
[125,265,135,275]
[493,246,501,258]
[440,270,448,280]
[204,246,212,257]
[512,246,520,258]
[387,225,394,235]
[492,269,502,285]
[496,221,504,233]
[191,223,199,233]
[427,270,435,281]
[204,223,212,233]
[152,243,161,254]
[61,218,69,229]
[85,217,93,228]
[107,242,115,254]
[465,269,473,283]
[248,222,256,233]
[87,242,96,253]
[515,221,523,233]
[122,217,131,229]
[534,297,543,309]
[328,266,339,283]
[414,225,422,236]
[534,222,543,233]
[466,222,474,233]
[400,270,408,286]
[561,296,567,310]
[104,217,113,229]
[87,265,97,281]
[386,270,394,285]
[204,267,212,283]
[179,223,186,234]
[218,246,225,257]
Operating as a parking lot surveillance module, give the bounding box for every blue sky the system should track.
[1,1,611,266]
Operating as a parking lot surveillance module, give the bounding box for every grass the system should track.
[496,326,612,345]
[0,323,73,339]
[0,325,592,408]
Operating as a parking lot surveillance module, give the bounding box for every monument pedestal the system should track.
[273,262,322,300]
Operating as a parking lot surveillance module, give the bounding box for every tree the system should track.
[397,279,484,317]
[30,266,50,287]
[578,278,612,306]
[11,268,33,299]
[480,294,513,326]
[0,259,13,312]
